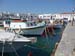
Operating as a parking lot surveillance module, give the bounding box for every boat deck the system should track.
[0,30,37,42]
[55,21,75,56]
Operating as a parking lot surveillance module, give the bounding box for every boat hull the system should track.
[47,24,63,29]
[53,24,63,29]
[14,26,45,35]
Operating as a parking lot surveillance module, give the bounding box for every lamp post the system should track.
[72,8,75,26]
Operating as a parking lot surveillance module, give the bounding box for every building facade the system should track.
[38,13,75,21]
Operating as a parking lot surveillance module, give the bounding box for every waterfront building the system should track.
[38,12,75,21]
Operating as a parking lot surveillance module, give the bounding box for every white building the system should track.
[38,14,52,19]
[38,13,75,21]
[19,13,38,20]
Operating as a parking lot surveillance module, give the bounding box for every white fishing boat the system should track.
[3,21,46,35]
[53,19,63,29]
[47,19,63,29]
[53,23,63,29]
[0,30,37,53]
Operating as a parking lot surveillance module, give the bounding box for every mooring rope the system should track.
[2,41,5,56]
[10,44,20,56]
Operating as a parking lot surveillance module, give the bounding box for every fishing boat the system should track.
[47,19,63,29]
[53,23,63,29]
[3,20,46,35]
[53,19,63,29]
[0,30,37,53]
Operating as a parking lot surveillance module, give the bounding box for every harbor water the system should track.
[0,27,64,56]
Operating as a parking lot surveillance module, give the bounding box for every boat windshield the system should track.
[26,21,37,27]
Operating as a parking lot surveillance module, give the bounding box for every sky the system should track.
[0,0,74,14]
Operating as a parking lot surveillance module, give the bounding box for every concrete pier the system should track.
[55,21,75,56]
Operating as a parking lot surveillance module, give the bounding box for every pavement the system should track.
[55,21,75,56]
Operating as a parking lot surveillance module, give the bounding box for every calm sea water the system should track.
[0,27,64,56]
